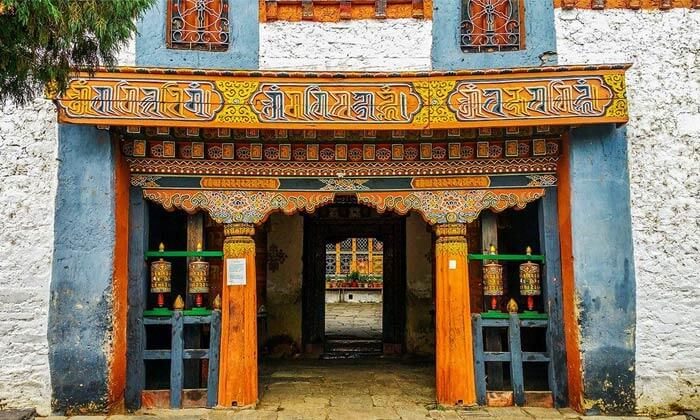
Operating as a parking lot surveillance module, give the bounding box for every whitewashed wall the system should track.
[0,98,56,416]
[0,39,135,415]
[556,9,700,415]
[260,18,432,71]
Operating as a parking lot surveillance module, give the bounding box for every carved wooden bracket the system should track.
[143,188,545,226]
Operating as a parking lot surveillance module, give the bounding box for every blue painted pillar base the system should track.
[568,124,636,415]
[48,124,117,414]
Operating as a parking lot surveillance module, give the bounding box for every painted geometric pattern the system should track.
[121,139,561,163]
[261,0,433,22]
[56,66,630,130]
[128,156,560,177]
[122,125,563,142]
[554,0,699,10]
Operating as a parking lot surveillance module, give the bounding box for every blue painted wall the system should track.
[136,0,258,69]
[568,124,636,415]
[48,125,117,414]
[431,0,557,70]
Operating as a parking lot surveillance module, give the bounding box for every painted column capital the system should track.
[434,223,467,238]
[435,223,468,257]
[223,223,255,258]
[224,222,255,238]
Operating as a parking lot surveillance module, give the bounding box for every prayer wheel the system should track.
[519,246,541,311]
[150,242,172,308]
[482,244,504,311]
[188,242,210,308]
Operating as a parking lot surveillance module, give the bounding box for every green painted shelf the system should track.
[144,250,224,259]
[468,253,545,262]
[480,310,548,320]
[143,308,213,317]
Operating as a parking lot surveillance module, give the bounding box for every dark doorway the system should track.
[302,202,406,356]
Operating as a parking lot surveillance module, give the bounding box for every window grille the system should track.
[168,0,230,51]
[460,0,523,53]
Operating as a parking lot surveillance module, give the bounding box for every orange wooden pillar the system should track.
[218,223,258,407]
[434,223,476,406]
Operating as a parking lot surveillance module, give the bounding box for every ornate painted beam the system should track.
[55,64,629,130]
[141,188,544,225]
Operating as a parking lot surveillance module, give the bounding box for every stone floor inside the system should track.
[43,358,688,419]
[324,302,383,339]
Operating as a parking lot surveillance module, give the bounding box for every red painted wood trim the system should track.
[557,134,583,412]
[108,133,130,411]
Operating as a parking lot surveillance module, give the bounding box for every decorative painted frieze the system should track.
[55,65,629,130]
[555,0,700,9]
[260,0,431,22]
[130,173,557,191]
[141,187,545,225]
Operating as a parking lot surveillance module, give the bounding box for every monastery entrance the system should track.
[51,61,633,413]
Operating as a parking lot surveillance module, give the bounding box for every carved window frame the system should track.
[460,0,526,53]
[166,0,230,51]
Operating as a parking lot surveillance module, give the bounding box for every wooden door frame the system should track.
[302,213,406,354]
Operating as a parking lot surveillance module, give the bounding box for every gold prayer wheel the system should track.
[482,245,504,310]
[519,246,541,311]
[188,243,210,307]
[150,243,172,308]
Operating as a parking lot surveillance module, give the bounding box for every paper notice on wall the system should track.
[226,258,247,286]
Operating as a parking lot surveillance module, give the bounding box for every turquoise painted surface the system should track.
[48,125,117,413]
[568,124,636,415]
[136,0,258,69]
[431,0,557,70]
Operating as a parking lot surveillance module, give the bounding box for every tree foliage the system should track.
[0,0,155,105]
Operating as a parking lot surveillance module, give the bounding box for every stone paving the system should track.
[43,359,690,419]
[325,302,382,339]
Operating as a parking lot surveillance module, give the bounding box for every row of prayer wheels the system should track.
[150,243,210,308]
[483,245,541,312]
[149,242,541,312]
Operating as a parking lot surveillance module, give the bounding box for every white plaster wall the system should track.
[260,19,432,71]
[0,38,135,415]
[556,9,700,415]
[0,98,57,416]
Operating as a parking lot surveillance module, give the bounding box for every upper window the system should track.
[460,0,524,53]
[167,0,230,51]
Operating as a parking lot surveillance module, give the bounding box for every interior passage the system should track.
[324,302,382,339]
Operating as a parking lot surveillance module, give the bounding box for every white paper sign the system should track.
[449,259,457,270]
[226,258,247,286]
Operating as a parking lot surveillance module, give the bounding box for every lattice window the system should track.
[460,0,523,53]
[167,0,230,51]
[325,254,336,275]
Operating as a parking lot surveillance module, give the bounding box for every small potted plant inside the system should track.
[347,271,360,288]
[359,274,369,288]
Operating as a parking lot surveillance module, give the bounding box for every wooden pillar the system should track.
[434,223,476,406]
[480,212,504,390]
[218,223,258,407]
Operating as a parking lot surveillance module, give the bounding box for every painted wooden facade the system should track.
[43,0,646,416]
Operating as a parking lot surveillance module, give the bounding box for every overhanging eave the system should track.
[54,64,631,131]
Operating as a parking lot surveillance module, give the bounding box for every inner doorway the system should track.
[324,236,384,356]
[302,202,406,356]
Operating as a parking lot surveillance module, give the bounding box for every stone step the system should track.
[323,338,384,358]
